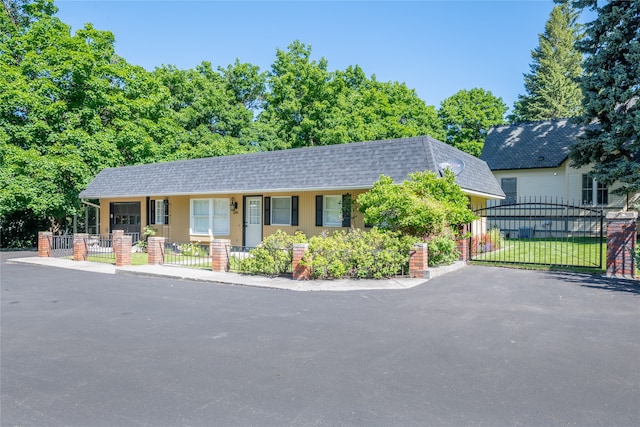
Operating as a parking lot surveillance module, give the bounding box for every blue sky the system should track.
[54,1,582,113]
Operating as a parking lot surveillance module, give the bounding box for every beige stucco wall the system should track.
[98,189,493,244]
[491,160,634,210]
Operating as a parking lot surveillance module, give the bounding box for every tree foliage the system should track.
[568,0,639,195]
[510,3,584,122]
[438,88,507,157]
[357,170,477,239]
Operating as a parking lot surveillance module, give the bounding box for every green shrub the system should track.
[305,228,418,279]
[238,230,307,276]
[488,227,503,250]
[427,234,459,266]
[181,241,206,257]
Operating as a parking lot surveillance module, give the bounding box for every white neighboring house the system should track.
[481,118,639,212]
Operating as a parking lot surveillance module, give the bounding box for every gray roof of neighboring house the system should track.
[80,135,505,199]
[481,119,583,171]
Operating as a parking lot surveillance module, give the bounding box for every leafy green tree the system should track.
[569,0,639,195]
[357,170,476,239]
[0,1,180,244]
[438,88,507,157]
[510,3,584,122]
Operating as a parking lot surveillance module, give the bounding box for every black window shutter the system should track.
[342,194,351,228]
[146,197,151,226]
[291,196,299,226]
[150,199,156,224]
[263,197,271,226]
[315,195,323,226]
[163,199,169,225]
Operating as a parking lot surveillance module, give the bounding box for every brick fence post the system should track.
[38,231,53,257]
[211,239,230,272]
[456,224,469,261]
[409,243,429,278]
[73,233,89,261]
[606,211,637,279]
[115,235,132,267]
[147,236,165,265]
[292,243,311,280]
[111,230,124,258]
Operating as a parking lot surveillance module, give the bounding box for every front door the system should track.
[110,202,141,235]
[244,196,262,247]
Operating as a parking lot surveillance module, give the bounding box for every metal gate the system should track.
[470,199,604,269]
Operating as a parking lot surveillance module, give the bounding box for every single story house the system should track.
[481,118,639,211]
[79,135,504,246]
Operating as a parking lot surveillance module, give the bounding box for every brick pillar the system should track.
[147,237,165,265]
[606,211,637,279]
[73,233,89,261]
[38,231,53,257]
[292,243,311,280]
[210,239,230,272]
[111,230,124,258]
[114,235,132,267]
[409,243,429,278]
[456,224,470,261]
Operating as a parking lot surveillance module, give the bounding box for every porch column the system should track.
[409,243,429,278]
[606,211,637,279]
[38,231,53,257]
[73,233,89,261]
[292,243,311,280]
[147,237,165,265]
[114,235,132,267]
[211,239,230,272]
[111,230,124,258]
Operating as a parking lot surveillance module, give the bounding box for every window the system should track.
[150,199,169,225]
[190,198,230,235]
[271,197,291,225]
[501,178,517,205]
[582,174,608,205]
[155,200,165,224]
[323,195,343,227]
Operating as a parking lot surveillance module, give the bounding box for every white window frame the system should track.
[155,200,165,225]
[270,196,291,226]
[190,198,230,236]
[323,195,342,227]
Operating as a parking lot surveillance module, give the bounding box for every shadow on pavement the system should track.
[545,270,640,295]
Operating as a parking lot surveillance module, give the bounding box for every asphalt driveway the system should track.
[1,253,639,426]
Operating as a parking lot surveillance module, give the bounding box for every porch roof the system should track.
[80,135,505,199]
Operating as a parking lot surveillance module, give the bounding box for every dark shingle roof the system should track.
[481,119,583,171]
[80,136,504,199]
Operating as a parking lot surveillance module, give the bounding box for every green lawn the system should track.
[471,237,605,271]
[68,253,149,266]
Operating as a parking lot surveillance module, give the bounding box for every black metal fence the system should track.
[50,235,74,258]
[163,242,211,268]
[85,235,115,261]
[471,198,604,269]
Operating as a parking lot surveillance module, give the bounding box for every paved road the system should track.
[1,252,639,426]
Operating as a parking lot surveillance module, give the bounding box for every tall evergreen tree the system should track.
[569,0,639,195]
[510,3,584,122]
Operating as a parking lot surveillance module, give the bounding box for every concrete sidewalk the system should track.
[7,256,466,291]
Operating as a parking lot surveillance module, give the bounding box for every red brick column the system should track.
[114,235,132,267]
[38,231,53,257]
[456,225,470,261]
[606,211,637,279]
[111,230,124,258]
[73,233,88,261]
[292,243,311,280]
[409,243,429,278]
[147,237,165,265]
[210,239,230,272]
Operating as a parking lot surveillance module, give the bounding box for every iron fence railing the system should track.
[85,235,115,261]
[50,235,74,258]
[163,242,211,268]
[471,198,604,269]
